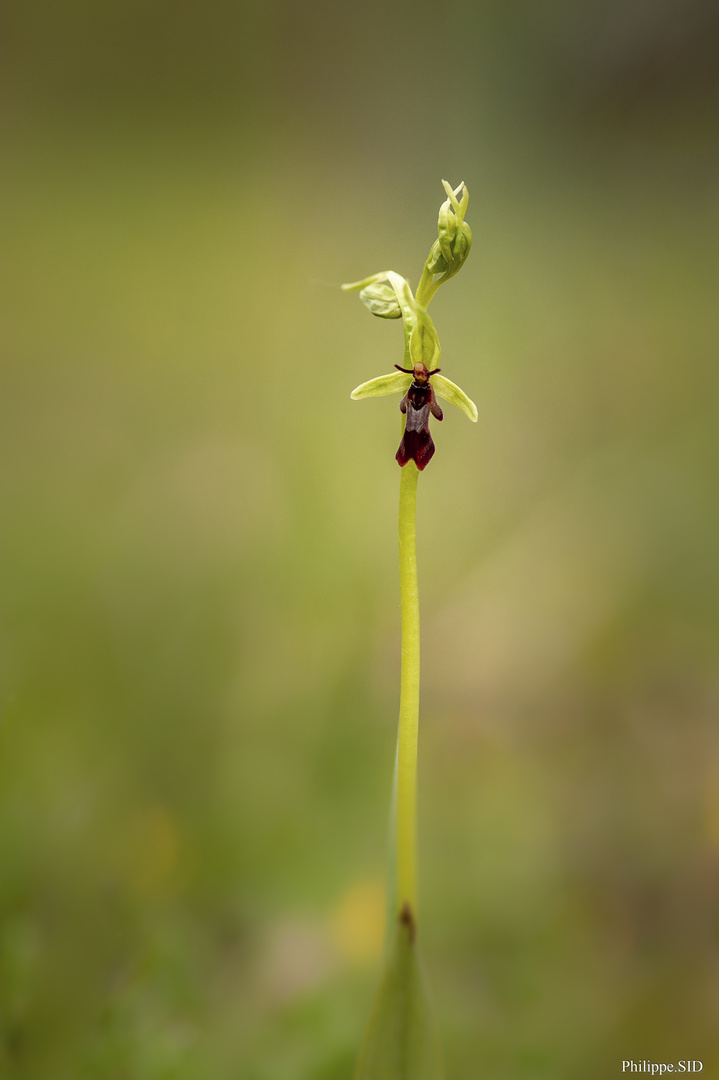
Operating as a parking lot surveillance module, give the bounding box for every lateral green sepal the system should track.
[351,371,412,400]
[431,374,478,422]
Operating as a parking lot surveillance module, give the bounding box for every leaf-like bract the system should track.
[353,924,443,1080]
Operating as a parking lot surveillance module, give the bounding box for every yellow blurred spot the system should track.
[329,878,385,966]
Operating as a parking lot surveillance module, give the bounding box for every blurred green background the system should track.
[2,1,718,1076]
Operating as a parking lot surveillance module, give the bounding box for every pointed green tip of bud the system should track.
[441,179,468,217]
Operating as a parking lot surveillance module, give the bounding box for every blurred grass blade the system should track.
[354,921,443,1080]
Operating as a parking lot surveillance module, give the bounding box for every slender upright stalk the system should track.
[346,181,475,1079]
[396,461,420,919]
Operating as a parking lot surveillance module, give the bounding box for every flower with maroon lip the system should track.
[343,184,477,468]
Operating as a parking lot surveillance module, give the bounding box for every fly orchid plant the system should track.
[343,181,476,1079]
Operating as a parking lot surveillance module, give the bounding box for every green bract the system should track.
[354,922,443,1080]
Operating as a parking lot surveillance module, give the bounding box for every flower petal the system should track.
[351,372,413,400]
[432,373,478,422]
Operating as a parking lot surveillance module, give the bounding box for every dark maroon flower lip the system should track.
[394,365,444,470]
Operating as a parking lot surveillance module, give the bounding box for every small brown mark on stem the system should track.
[399,900,416,944]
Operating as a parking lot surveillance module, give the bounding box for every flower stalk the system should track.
[345,181,476,1080]
[396,460,421,919]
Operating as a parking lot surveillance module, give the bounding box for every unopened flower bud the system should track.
[437,180,472,275]
[415,181,473,308]
[423,238,449,276]
[358,278,402,319]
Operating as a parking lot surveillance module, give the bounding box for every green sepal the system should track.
[437,193,456,265]
[351,371,412,400]
[383,272,419,327]
[442,177,469,219]
[342,272,391,292]
[431,373,478,421]
[353,920,443,1080]
[342,272,409,306]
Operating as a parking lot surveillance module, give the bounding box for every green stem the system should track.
[415,266,435,310]
[395,461,420,918]
[416,267,456,310]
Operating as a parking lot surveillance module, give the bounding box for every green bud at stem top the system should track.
[416,180,472,308]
